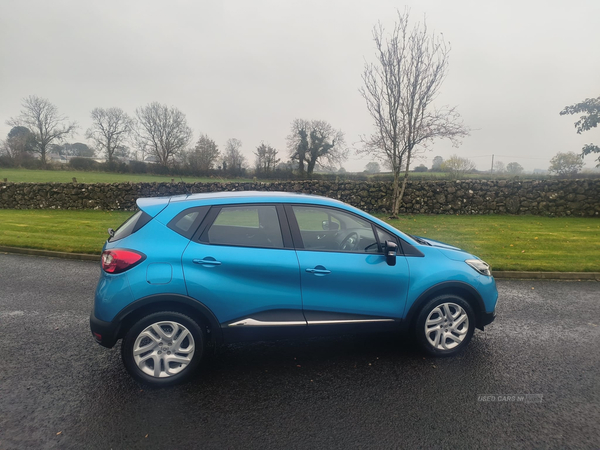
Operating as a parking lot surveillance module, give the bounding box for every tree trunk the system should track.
[107,138,113,164]
[297,158,305,177]
[40,144,47,169]
[306,157,317,177]
[397,150,413,214]
[159,150,169,167]
[391,168,401,218]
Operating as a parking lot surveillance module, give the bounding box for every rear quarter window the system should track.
[167,206,210,239]
[109,210,152,242]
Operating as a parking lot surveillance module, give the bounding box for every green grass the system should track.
[376,214,600,272]
[0,168,257,184]
[0,210,132,254]
[1,167,560,184]
[0,209,598,272]
[367,171,532,180]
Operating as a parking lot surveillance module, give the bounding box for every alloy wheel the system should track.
[132,321,195,378]
[424,302,469,351]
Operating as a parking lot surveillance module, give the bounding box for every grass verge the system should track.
[377,214,600,272]
[0,210,132,254]
[0,210,598,272]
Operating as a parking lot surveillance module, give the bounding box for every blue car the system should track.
[91,191,497,385]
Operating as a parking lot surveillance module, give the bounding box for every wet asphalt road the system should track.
[0,253,599,449]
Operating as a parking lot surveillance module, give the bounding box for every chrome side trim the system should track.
[228,318,395,327]
[228,318,307,327]
[308,319,395,325]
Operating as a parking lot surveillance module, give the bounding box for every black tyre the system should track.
[121,311,204,386]
[414,294,475,357]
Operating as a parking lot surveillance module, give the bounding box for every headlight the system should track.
[465,259,491,276]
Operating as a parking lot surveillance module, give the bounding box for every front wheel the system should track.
[121,311,204,386]
[414,295,475,357]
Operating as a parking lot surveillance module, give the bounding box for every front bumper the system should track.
[480,309,496,328]
[90,310,120,348]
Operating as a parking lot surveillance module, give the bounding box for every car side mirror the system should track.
[385,240,397,266]
[322,220,339,231]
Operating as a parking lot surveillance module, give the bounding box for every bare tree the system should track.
[86,107,134,164]
[359,10,469,217]
[493,160,506,174]
[187,134,220,172]
[135,102,193,167]
[287,119,347,177]
[441,154,476,179]
[254,143,280,174]
[222,138,246,174]
[131,133,150,162]
[7,95,77,167]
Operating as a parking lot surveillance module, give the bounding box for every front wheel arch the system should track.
[404,282,486,333]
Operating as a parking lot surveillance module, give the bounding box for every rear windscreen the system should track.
[109,210,152,242]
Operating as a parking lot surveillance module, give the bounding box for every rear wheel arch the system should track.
[405,282,486,332]
[115,294,223,345]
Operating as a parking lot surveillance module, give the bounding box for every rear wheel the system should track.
[414,295,475,357]
[121,311,204,386]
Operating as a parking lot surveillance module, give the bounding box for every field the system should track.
[0,209,598,272]
[377,214,600,272]
[0,167,563,184]
[0,210,132,254]
[0,168,256,184]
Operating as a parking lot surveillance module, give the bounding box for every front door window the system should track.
[291,205,379,253]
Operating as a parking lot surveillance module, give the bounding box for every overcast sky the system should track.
[1,0,599,172]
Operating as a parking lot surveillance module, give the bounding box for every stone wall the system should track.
[1,179,599,216]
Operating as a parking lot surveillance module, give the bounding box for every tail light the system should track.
[101,249,146,274]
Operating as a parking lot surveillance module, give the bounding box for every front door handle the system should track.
[306,267,331,275]
[193,258,222,266]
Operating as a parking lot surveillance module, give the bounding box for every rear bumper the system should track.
[90,310,119,348]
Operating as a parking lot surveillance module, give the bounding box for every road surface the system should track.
[0,254,598,449]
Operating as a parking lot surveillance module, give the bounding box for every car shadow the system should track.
[74,331,498,448]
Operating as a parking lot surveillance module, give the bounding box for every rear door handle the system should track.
[193,258,222,266]
[306,267,331,275]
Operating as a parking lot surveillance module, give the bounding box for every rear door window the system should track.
[204,205,284,248]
